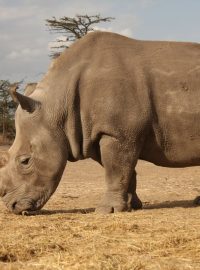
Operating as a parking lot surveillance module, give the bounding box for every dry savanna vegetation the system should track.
[0,147,200,270]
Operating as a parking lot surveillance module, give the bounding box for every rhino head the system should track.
[0,84,68,214]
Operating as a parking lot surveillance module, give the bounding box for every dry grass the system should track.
[0,209,200,270]
[0,146,200,270]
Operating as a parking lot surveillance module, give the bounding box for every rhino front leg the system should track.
[128,171,143,210]
[96,136,139,214]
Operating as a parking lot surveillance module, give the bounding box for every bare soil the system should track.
[0,146,200,269]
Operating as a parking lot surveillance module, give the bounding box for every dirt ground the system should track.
[0,146,200,270]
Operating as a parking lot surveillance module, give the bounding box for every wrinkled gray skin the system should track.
[0,32,200,214]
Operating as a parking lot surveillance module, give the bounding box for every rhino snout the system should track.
[8,199,37,215]
[5,188,53,215]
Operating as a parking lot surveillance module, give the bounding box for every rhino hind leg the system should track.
[128,171,143,210]
[131,193,143,210]
[95,135,141,214]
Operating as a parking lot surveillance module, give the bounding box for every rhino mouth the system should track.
[10,200,45,215]
[9,199,37,215]
[2,185,55,215]
[7,193,50,215]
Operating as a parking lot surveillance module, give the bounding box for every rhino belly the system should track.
[140,106,200,167]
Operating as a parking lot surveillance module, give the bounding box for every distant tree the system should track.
[0,80,17,142]
[46,14,114,58]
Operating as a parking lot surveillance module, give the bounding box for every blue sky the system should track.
[1,0,200,83]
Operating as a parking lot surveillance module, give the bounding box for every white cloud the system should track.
[55,36,68,42]
[7,51,19,59]
[119,28,133,38]
[140,0,159,8]
[92,26,133,38]
[48,36,73,51]
[0,5,37,21]
[92,26,113,32]
[0,33,10,41]
[7,48,42,60]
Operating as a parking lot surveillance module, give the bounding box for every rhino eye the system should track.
[21,157,30,165]
[19,156,31,166]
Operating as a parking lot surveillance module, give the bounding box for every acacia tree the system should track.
[46,14,114,58]
[0,80,17,142]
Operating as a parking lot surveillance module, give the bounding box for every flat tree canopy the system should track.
[46,14,114,58]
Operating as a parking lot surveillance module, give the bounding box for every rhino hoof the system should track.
[193,196,200,206]
[132,200,143,210]
[95,204,128,214]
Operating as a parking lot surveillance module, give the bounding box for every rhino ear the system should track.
[24,83,37,96]
[9,83,41,113]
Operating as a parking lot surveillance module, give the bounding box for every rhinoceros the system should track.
[0,31,200,214]
[24,83,37,96]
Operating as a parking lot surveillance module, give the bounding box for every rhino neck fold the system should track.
[64,109,83,161]
[64,77,84,161]
[34,58,85,161]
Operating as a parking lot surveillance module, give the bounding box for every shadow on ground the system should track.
[144,198,200,210]
[22,198,200,216]
[23,208,96,216]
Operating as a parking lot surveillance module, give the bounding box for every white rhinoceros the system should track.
[0,31,200,214]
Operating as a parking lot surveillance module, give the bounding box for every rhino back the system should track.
[38,32,200,167]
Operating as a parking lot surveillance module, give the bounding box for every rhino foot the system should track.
[131,193,143,210]
[95,204,129,214]
[131,198,143,210]
[95,191,131,214]
[193,196,200,206]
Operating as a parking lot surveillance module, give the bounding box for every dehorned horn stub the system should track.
[9,83,41,113]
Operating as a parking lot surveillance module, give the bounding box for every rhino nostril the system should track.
[11,201,17,210]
